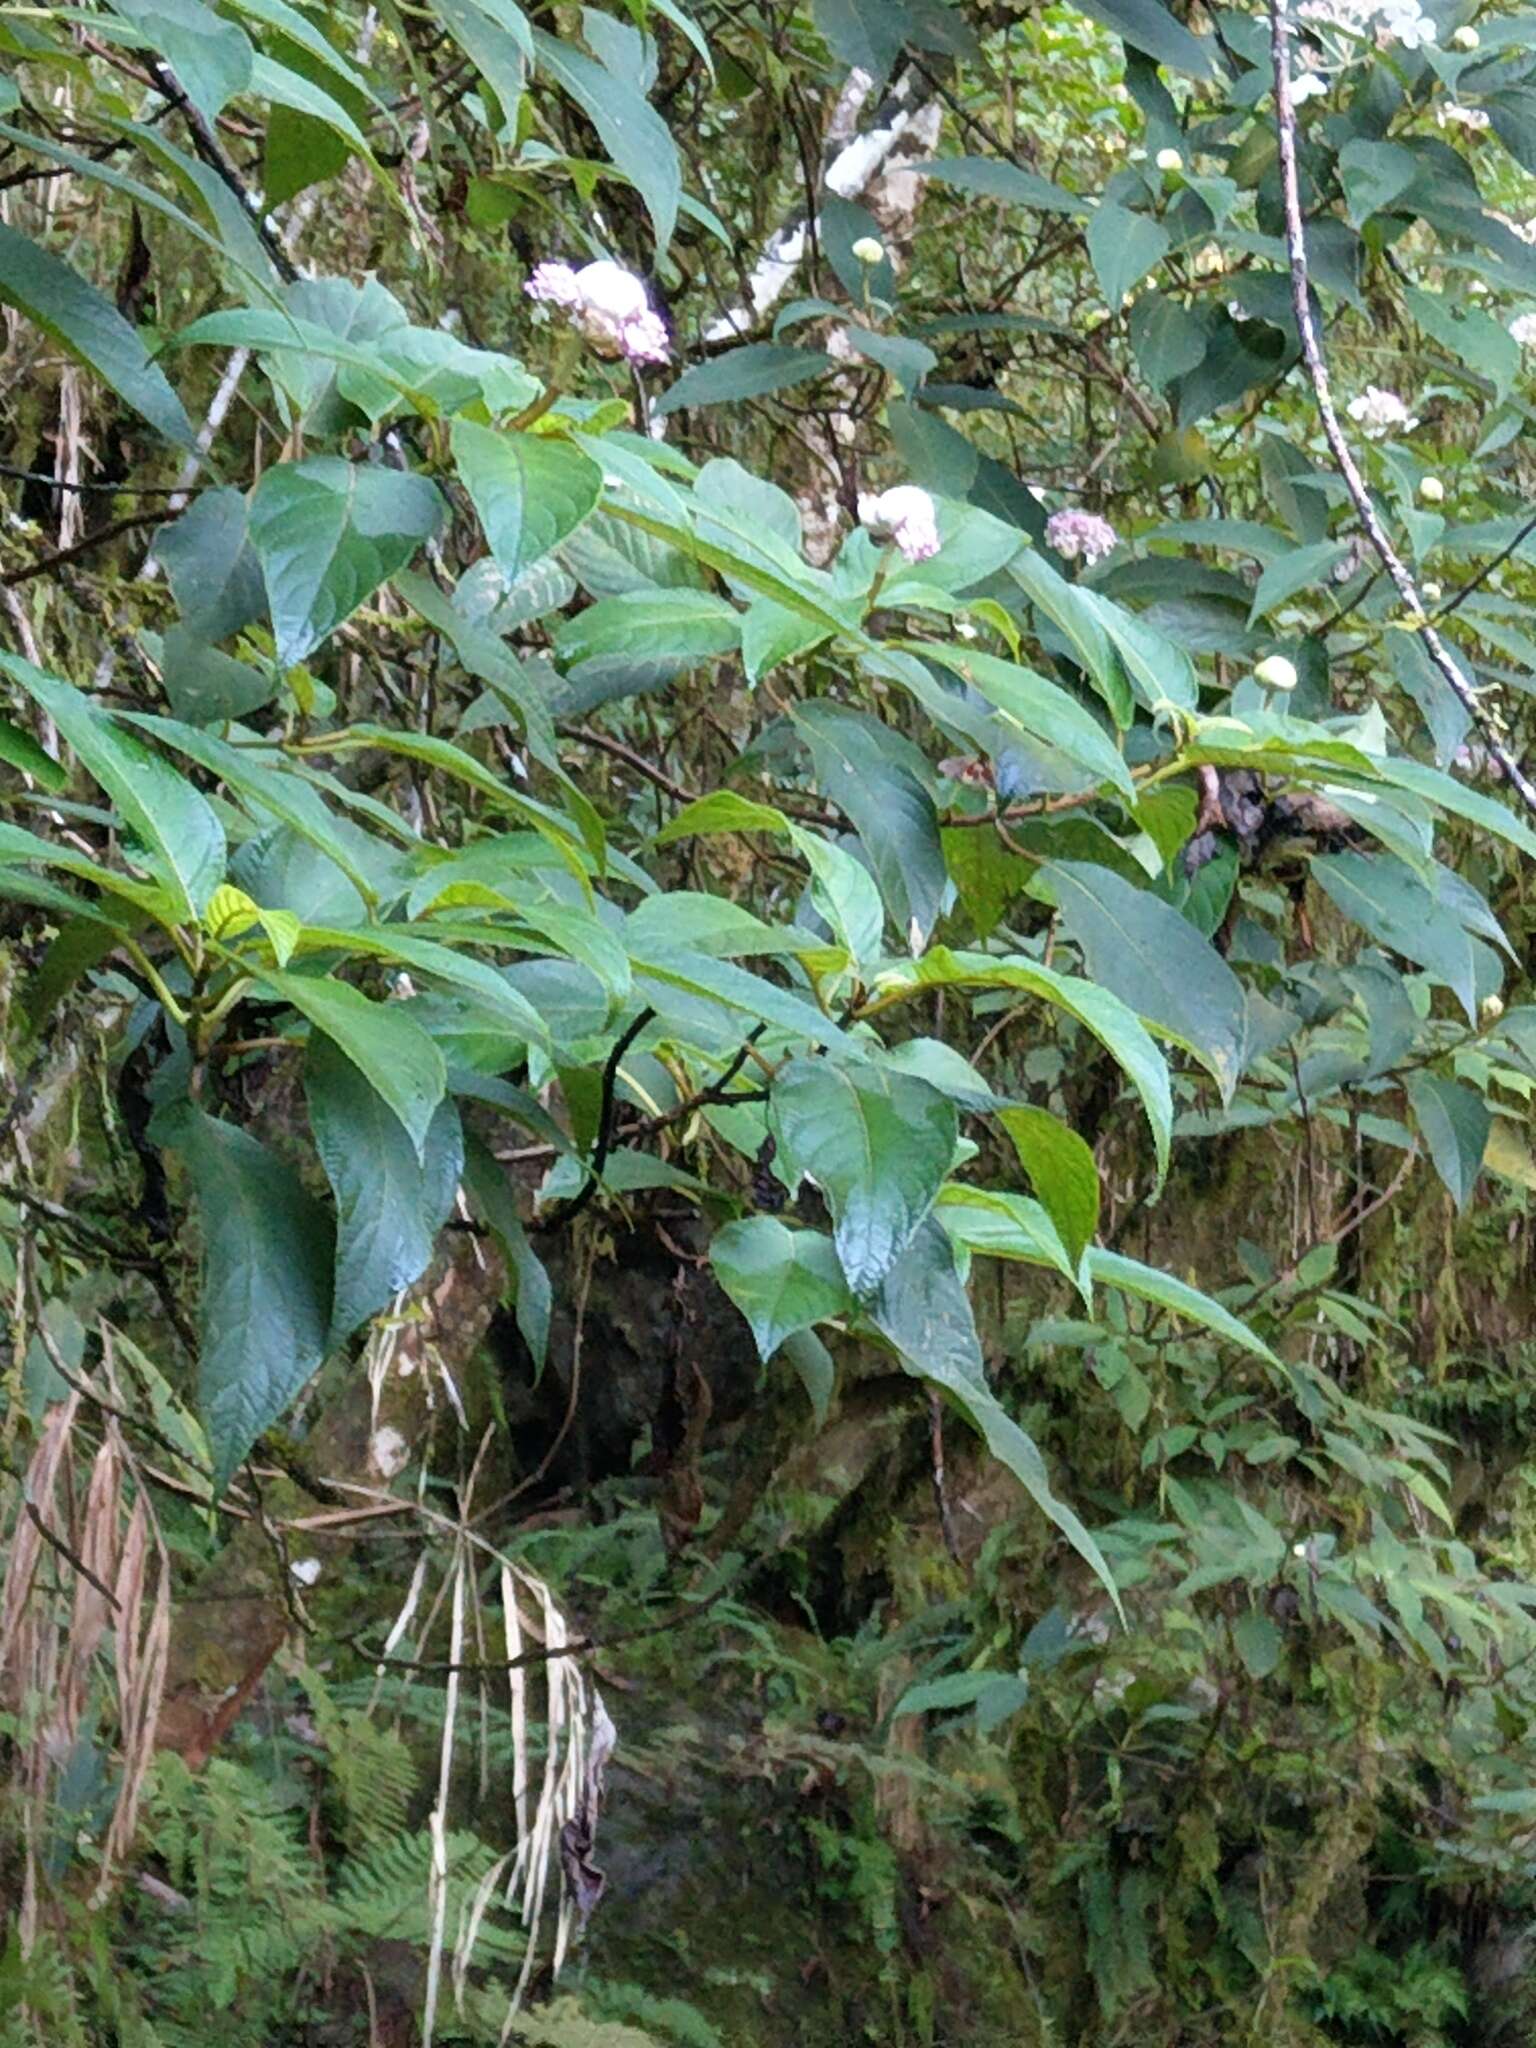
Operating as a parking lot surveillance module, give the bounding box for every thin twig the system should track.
[533,1006,657,1233]
[2,511,172,586]
[1269,0,1536,818]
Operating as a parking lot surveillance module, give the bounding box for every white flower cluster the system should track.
[859,485,941,563]
[1045,507,1119,565]
[525,258,670,365]
[1290,71,1330,102]
[1437,102,1491,130]
[1346,385,1418,437]
[1510,312,1536,348]
[1298,0,1435,47]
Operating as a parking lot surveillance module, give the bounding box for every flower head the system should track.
[1155,147,1184,171]
[1438,102,1491,130]
[1346,385,1418,436]
[859,485,941,563]
[525,257,669,365]
[1299,0,1435,46]
[1419,475,1445,504]
[1290,70,1329,102]
[1511,312,1536,347]
[1452,23,1481,46]
[1255,654,1299,692]
[850,235,886,266]
[1046,507,1118,565]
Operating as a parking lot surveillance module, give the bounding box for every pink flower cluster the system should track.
[1045,507,1118,565]
[859,485,941,564]
[525,258,670,366]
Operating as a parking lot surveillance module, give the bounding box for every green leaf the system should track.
[997,1105,1100,1272]
[1311,851,1479,1023]
[259,969,447,1158]
[710,1217,852,1361]
[780,1327,836,1427]
[451,423,602,582]
[1232,1610,1283,1679]
[113,0,253,120]
[1129,292,1207,389]
[1404,1072,1489,1211]
[0,655,224,921]
[912,154,1087,216]
[1086,202,1170,312]
[0,221,193,444]
[794,701,947,950]
[919,643,1136,795]
[552,590,742,702]
[932,1185,1078,1284]
[1248,539,1349,622]
[893,1668,1031,1730]
[655,344,833,415]
[768,1058,958,1298]
[463,1132,550,1371]
[533,29,679,251]
[1044,861,1249,1101]
[306,1034,464,1344]
[870,947,1172,1184]
[1338,139,1416,229]
[1009,550,1132,726]
[874,1217,1119,1605]
[247,457,444,667]
[1088,1249,1276,1360]
[0,716,64,791]
[1072,0,1221,76]
[170,1108,333,1490]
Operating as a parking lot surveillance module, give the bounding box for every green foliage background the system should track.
[4,0,1536,2038]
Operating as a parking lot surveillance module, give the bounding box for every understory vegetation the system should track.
[3,0,1536,2039]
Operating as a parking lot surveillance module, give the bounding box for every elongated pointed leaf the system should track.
[0,655,224,920]
[259,969,446,1158]
[169,1107,334,1490]
[710,1218,852,1360]
[306,1034,464,1344]
[0,221,192,445]
[248,457,444,667]
[451,422,602,581]
[769,1058,957,1297]
[873,1218,1118,1605]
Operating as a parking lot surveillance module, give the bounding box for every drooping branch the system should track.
[1267,0,1536,819]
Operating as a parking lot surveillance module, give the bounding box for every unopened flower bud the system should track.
[1255,654,1299,692]
[1452,24,1480,47]
[1155,147,1184,172]
[1481,993,1505,1024]
[1422,581,1442,603]
[1419,475,1445,504]
[851,236,885,266]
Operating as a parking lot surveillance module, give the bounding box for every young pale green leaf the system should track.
[769,1057,958,1298]
[168,1107,334,1491]
[779,1327,836,1427]
[0,655,224,921]
[258,969,447,1159]
[306,1035,464,1344]
[932,1184,1078,1286]
[248,457,444,667]
[451,423,602,582]
[0,222,193,445]
[710,1217,852,1361]
[997,1105,1100,1273]
[1043,861,1250,1102]
[1404,1072,1489,1212]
